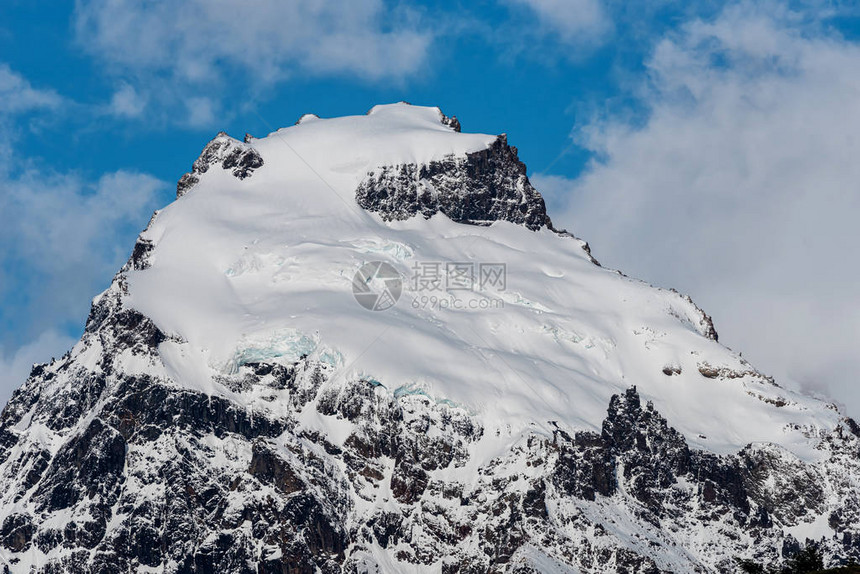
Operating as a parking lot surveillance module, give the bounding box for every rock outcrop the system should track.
[356,135,550,231]
[176,132,263,198]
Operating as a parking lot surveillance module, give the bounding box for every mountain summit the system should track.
[0,103,858,573]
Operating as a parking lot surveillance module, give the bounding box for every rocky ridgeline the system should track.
[176,132,264,198]
[0,275,858,572]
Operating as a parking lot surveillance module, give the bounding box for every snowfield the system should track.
[129,103,838,459]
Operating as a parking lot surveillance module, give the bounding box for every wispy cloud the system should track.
[507,0,613,46]
[0,167,165,346]
[0,64,63,115]
[73,0,433,126]
[75,0,432,82]
[552,1,860,416]
[0,62,165,404]
[107,83,147,118]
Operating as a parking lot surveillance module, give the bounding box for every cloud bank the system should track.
[552,2,860,416]
[75,0,431,82]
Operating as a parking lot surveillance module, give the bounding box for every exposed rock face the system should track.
[356,135,550,231]
[1,277,859,573]
[176,132,263,198]
[440,112,461,132]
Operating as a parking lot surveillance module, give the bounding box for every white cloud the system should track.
[0,64,62,115]
[0,63,165,401]
[0,164,164,406]
[509,0,613,45]
[555,1,860,417]
[0,64,64,162]
[72,0,433,126]
[2,169,162,265]
[74,0,432,84]
[530,174,581,215]
[0,168,165,345]
[108,83,146,118]
[185,96,218,128]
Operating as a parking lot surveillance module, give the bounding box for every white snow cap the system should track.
[124,102,841,461]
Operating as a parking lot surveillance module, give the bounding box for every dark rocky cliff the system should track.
[356,135,550,231]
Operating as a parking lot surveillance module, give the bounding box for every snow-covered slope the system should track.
[131,103,833,457]
[0,103,858,573]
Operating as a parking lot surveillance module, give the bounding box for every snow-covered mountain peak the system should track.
[266,101,491,169]
[123,104,841,460]
[1,104,859,573]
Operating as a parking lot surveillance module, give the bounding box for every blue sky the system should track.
[2,0,860,417]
